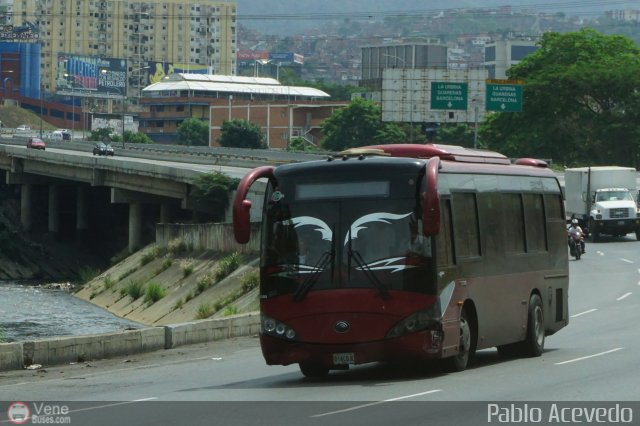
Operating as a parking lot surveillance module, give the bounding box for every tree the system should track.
[218,119,266,149]
[481,29,640,167]
[286,136,322,152]
[320,97,406,151]
[124,131,153,144]
[176,117,209,146]
[191,172,240,222]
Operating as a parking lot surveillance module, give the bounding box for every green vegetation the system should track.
[191,172,240,222]
[218,119,266,149]
[176,117,209,146]
[78,266,100,284]
[144,282,167,305]
[181,259,195,277]
[140,246,162,266]
[222,305,238,317]
[121,279,144,300]
[196,272,216,294]
[240,270,259,293]
[103,275,116,292]
[0,326,6,343]
[173,298,184,310]
[196,303,214,319]
[214,252,242,282]
[285,136,322,152]
[153,258,173,275]
[320,97,406,151]
[168,238,189,254]
[481,29,640,167]
[118,267,138,281]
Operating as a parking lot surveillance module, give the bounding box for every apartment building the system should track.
[9,0,237,98]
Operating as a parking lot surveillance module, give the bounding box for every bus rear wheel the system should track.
[299,362,329,378]
[444,309,474,372]
[519,293,545,357]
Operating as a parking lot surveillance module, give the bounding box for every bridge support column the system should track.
[48,185,60,239]
[76,186,88,245]
[20,184,32,231]
[128,202,142,253]
[160,203,171,224]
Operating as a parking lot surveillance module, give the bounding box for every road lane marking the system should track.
[571,308,597,318]
[310,389,442,417]
[132,397,158,402]
[555,348,623,365]
[621,258,634,264]
[616,292,632,301]
[597,251,604,256]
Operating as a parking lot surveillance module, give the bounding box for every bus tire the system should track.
[299,362,329,378]
[635,229,640,241]
[444,308,474,372]
[518,294,545,357]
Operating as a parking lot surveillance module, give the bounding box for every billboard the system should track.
[0,22,40,42]
[56,54,127,96]
[147,62,208,84]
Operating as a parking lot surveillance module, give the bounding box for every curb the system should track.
[0,313,261,372]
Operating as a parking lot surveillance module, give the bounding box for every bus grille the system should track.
[609,208,629,219]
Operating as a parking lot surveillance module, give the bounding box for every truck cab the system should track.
[589,187,640,241]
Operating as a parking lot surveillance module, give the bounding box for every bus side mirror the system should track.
[422,156,441,237]
[233,166,276,244]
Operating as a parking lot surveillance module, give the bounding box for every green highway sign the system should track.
[485,82,523,112]
[430,82,468,110]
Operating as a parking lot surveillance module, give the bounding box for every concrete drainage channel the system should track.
[0,312,260,371]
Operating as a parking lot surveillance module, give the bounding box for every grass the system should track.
[240,270,259,293]
[103,275,116,292]
[222,305,238,316]
[173,298,184,311]
[144,282,166,305]
[168,238,190,254]
[120,279,144,300]
[181,259,195,277]
[196,272,215,294]
[195,303,214,319]
[140,246,162,266]
[78,266,100,283]
[214,252,242,282]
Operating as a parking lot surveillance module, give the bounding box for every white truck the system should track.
[564,166,640,242]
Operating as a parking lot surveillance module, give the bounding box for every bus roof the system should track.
[353,143,511,165]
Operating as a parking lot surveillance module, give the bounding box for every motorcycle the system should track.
[568,232,584,260]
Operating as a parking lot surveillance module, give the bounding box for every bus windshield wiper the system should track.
[293,233,335,302]
[347,233,390,300]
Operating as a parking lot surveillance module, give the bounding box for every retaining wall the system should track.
[0,312,261,372]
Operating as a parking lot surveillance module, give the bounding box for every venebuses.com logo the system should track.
[7,402,30,424]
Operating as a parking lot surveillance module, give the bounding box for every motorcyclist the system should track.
[567,219,585,254]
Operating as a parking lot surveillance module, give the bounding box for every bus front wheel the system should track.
[444,309,474,372]
[299,362,329,378]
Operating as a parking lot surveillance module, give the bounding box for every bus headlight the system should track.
[261,314,297,341]
[386,305,439,338]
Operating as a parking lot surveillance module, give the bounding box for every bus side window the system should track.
[436,199,454,267]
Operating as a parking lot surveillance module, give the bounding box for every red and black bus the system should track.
[233,144,569,377]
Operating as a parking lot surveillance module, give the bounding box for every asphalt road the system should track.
[1,235,639,425]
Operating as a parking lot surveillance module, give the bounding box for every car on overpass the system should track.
[26,137,46,150]
[93,142,114,156]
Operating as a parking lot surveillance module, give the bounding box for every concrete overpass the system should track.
[0,143,269,252]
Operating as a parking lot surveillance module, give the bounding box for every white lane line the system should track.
[555,348,623,365]
[621,258,634,264]
[310,389,442,418]
[617,292,632,301]
[132,397,158,402]
[65,398,158,415]
[597,251,604,256]
[571,308,597,318]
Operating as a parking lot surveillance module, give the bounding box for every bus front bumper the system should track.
[260,329,444,367]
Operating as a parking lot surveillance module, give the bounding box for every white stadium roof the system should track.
[143,73,330,98]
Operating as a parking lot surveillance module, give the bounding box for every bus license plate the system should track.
[333,352,355,365]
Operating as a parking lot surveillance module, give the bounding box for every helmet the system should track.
[571,219,578,225]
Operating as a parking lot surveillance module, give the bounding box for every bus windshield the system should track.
[261,185,437,299]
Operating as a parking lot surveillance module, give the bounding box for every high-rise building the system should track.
[484,39,538,79]
[9,0,237,97]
